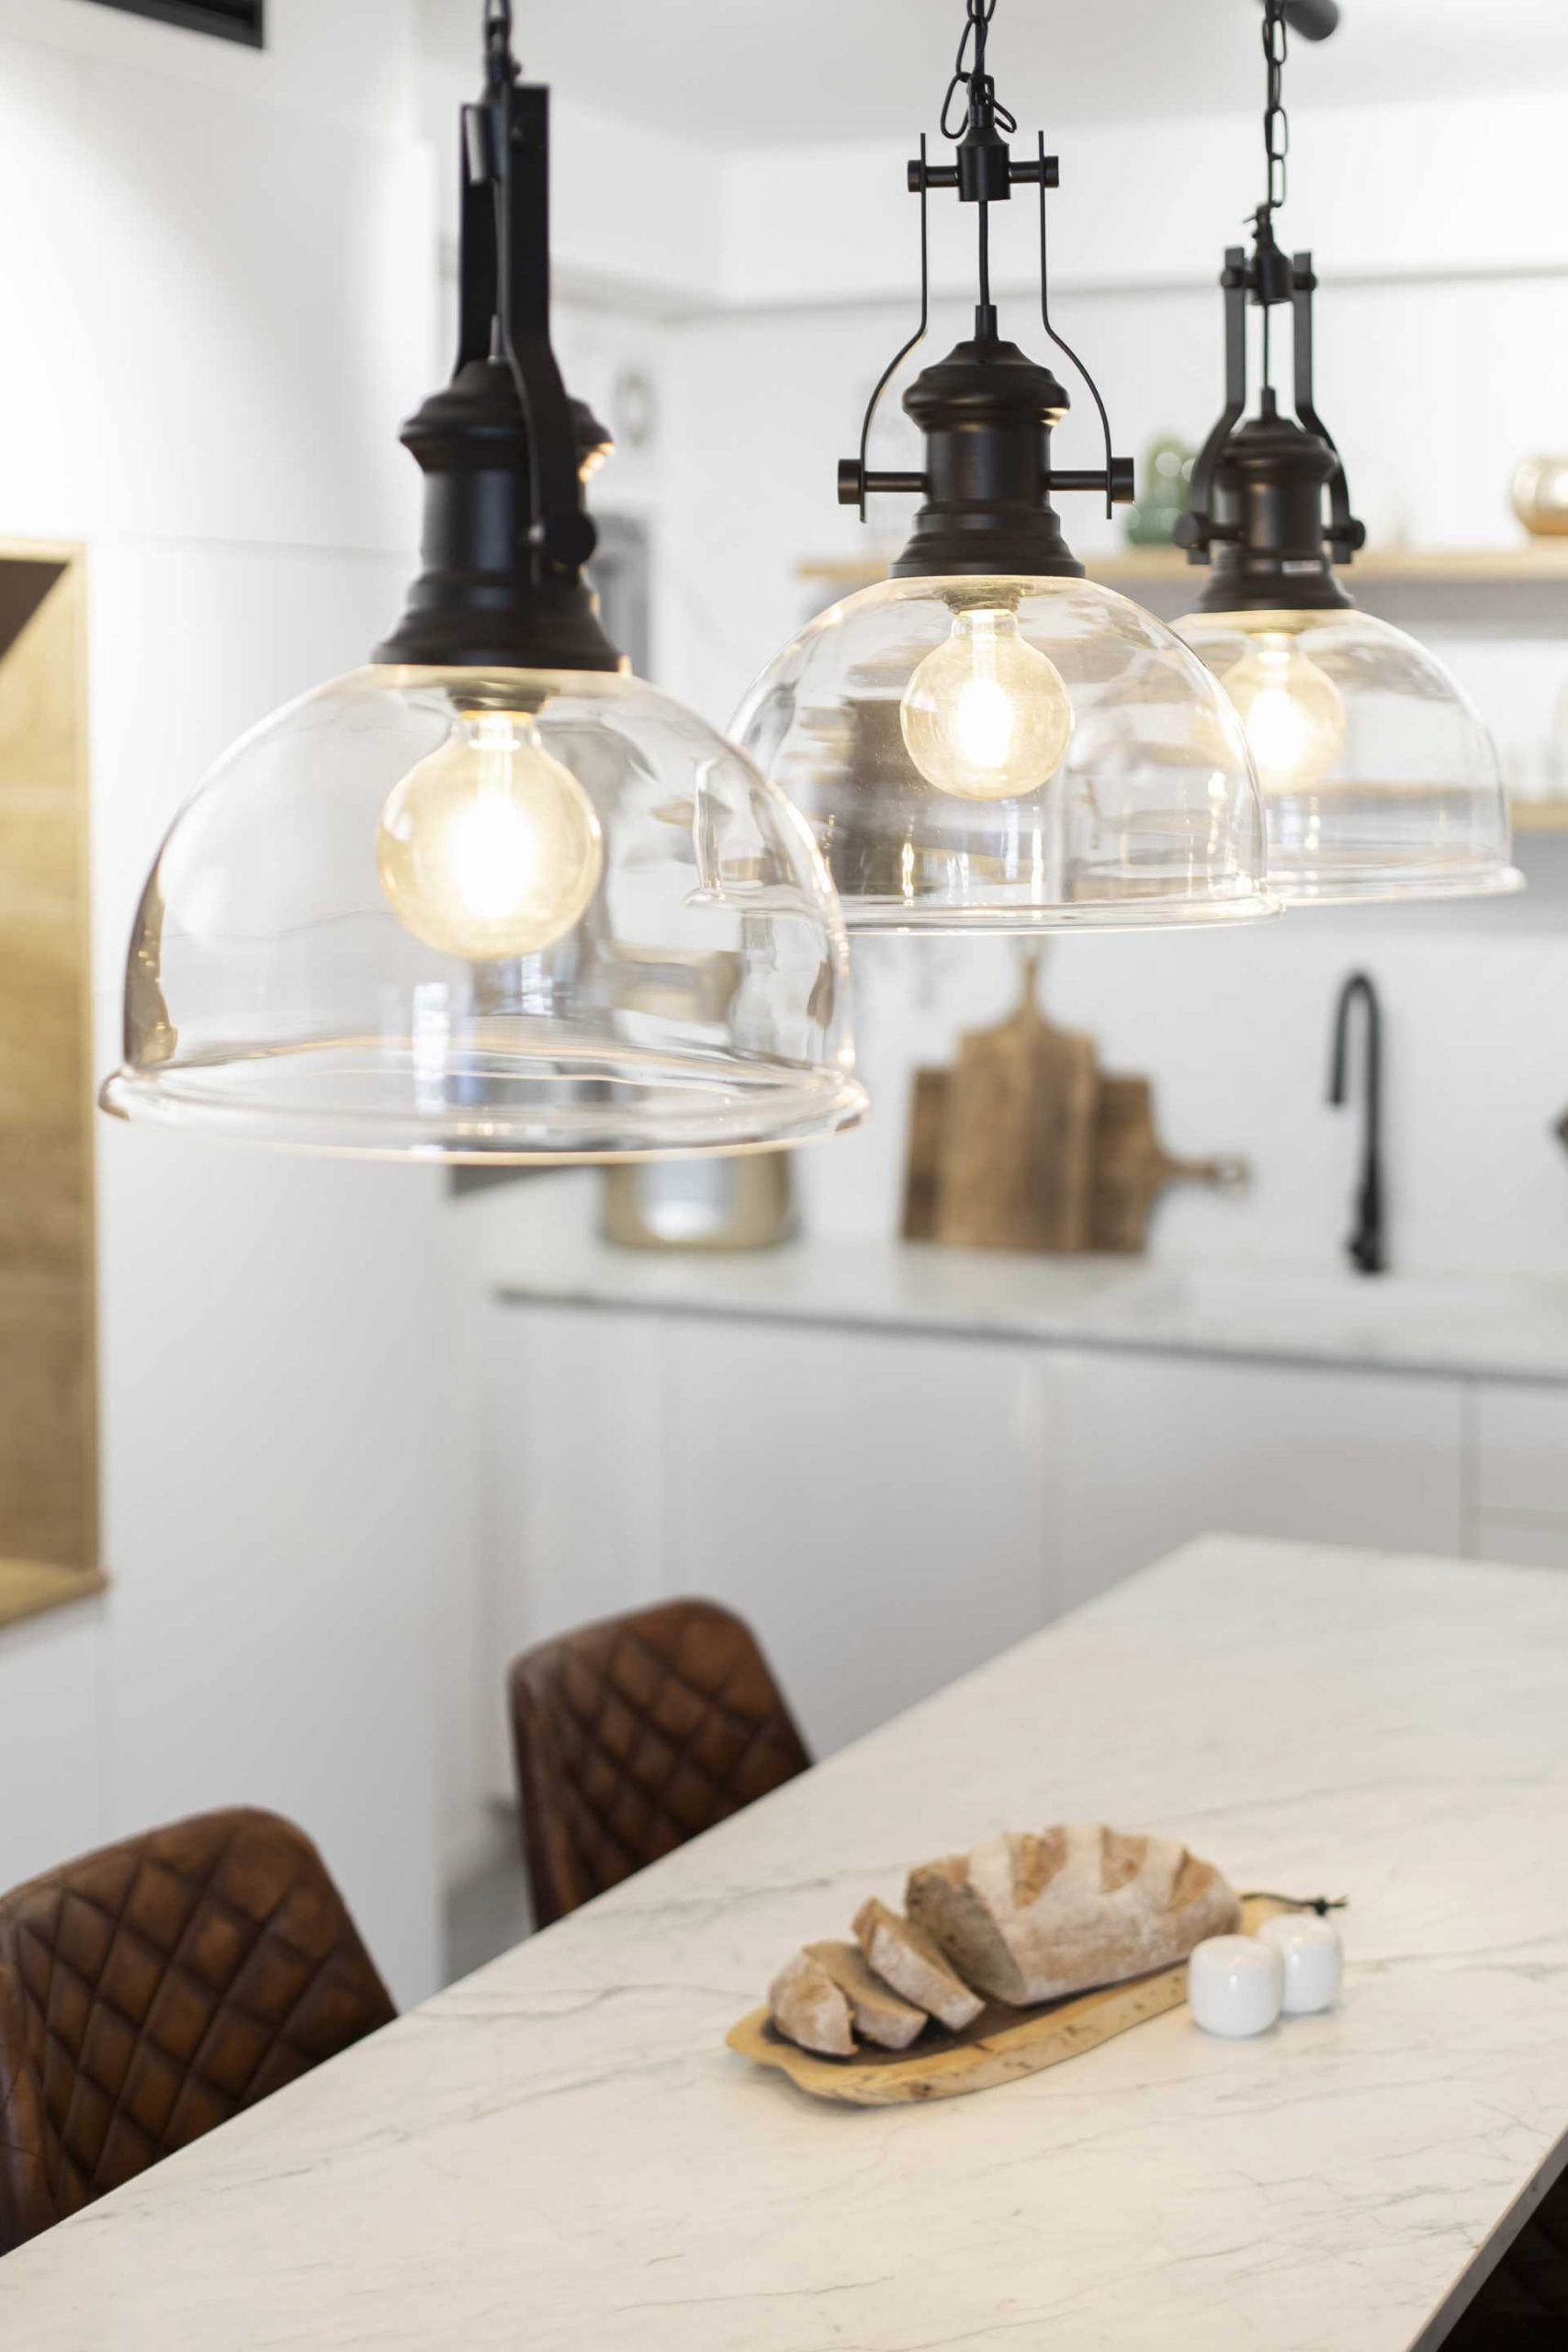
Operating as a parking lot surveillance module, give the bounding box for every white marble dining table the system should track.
[5,1532,1568,2350]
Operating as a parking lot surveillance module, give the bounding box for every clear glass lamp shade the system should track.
[99,665,867,1159]
[1175,606,1523,905]
[730,574,1275,933]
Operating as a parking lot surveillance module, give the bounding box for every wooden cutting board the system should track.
[1089,1075,1249,1254]
[932,953,1097,1252]
[901,1067,950,1241]
[728,1895,1287,2108]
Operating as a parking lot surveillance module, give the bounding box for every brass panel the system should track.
[0,547,98,1626]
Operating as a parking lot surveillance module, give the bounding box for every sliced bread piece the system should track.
[804,1939,928,2051]
[768,1950,855,2056]
[852,1897,984,2031]
[907,1824,1241,2007]
[906,1844,1032,2005]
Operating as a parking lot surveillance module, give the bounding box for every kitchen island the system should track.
[4,1532,1565,2349]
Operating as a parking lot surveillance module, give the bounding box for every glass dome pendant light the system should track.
[1173,0,1520,906]
[732,0,1275,934]
[99,2,865,1159]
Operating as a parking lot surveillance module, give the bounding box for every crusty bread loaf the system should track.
[805,1939,927,2050]
[852,1897,984,2031]
[767,1950,855,2055]
[906,1823,1241,2007]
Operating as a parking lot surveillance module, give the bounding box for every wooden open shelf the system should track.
[799,542,1568,593]
[0,1561,106,1634]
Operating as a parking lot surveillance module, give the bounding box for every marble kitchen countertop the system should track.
[5,1532,1567,2349]
[488,1174,1568,1383]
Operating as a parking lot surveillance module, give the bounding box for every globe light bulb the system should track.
[377,709,604,961]
[1223,630,1346,795]
[899,606,1074,802]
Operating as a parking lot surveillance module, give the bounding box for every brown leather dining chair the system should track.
[509,1598,811,1928]
[0,1807,394,2256]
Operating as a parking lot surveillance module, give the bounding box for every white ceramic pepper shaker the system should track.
[1258,1910,1343,2015]
[1188,1934,1284,2037]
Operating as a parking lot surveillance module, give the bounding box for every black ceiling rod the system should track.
[374,0,620,673]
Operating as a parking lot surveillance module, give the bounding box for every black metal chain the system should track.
[483,0,513,67]
[1260,0,1289,229]
[1254,0,1290,391]
[482,0,515,99]
[940,0,1017,144]
[941,0,1017,325]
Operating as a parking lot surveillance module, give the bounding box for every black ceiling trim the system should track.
[85,0,265,48]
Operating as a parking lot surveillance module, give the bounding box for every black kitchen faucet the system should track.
[1329,972,1385,1277]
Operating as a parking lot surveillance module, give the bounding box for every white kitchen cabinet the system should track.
[479,1300,670,1810]
[1057,1351,1467,1610]
[1471,1512,1568,1570]
[481,1297,1483,1792]
[662,1319,1063,1757]
[483,1301,668,1664]
[1473,1382,1568,1518]
[481,1307,1063,1769]
[1466,1380,1568,1566]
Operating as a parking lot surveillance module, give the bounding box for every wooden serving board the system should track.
[932,953,1098,1254]
[728,1896,1285,2107]
[901,1067,951,1242]
[1089,1073,1248,1254]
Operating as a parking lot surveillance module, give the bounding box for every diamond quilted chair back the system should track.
[0,1807,395,2254]
[509,1599,811,1928]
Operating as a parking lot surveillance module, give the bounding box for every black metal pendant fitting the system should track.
[883,337,1088,580]
[377,28,622,674]
[1178,230,1366,615]
[837,6,1134,588]
[1192,390,1354,615]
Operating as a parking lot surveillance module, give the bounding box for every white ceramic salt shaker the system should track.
[1188,1934,1284,2037]
[1258,1910,1343,2015]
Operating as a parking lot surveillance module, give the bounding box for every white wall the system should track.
[0,0,450,2006]
[716,90,1568,309]
[422,59,725,312]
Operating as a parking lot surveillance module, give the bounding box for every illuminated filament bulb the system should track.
[1224,630,1346,795]
[899,606,1074,802]
[377,709,604,961]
